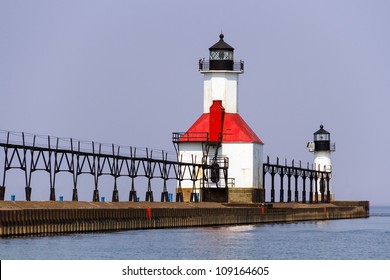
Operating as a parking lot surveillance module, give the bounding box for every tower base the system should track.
[228,188,264,203]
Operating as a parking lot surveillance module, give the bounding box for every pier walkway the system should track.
[0,201,369,237]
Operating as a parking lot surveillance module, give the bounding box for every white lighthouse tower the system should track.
[307,125,336,201]
[173,34,264,203]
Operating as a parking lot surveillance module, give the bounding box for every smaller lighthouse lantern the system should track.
[313,125,330,151]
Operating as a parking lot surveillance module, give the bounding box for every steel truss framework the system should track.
[0,130,218,202]
[263,156,332,203]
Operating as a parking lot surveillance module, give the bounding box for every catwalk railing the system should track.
[263,156,332,203]
[198,59,244,72]
[0,130,225,203]
[0,130,332,204]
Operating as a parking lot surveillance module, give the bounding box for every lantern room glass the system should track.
[210,50,233,60]
[314,134,330,141]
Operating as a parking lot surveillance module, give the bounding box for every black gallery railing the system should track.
[0,130,222,203]
[0,130,331,204]
[263,156,332,203]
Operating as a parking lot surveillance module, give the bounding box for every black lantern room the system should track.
[313,125,331,151]
[209,33,234,70]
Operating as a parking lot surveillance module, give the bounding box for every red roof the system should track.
[180,113,263,144]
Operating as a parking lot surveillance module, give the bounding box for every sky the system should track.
[0,0,389,205]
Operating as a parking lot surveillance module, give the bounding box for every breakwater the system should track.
[0,201,369,237]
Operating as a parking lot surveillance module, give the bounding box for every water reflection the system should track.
[198,224,257,238]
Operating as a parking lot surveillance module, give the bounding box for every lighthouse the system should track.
[307,125,336,201]
[173,34,264,203]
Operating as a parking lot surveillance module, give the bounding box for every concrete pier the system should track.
[0,201,369,237]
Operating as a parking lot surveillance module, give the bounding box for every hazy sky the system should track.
[1,0,389,205]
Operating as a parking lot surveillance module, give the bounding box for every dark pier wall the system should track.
[0,201,369,237]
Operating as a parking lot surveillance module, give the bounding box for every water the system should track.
[0,206,389,260]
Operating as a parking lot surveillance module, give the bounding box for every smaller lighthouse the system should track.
[307,125,336,201]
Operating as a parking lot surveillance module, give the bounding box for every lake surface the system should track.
[0,206,389,260]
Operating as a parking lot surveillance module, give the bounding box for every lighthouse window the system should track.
[210,50,233,60]
[314,134,330,141]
